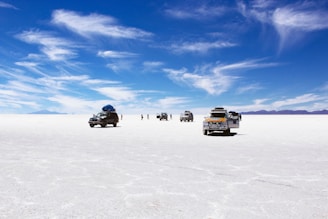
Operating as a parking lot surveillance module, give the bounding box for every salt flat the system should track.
[0,114,327,218]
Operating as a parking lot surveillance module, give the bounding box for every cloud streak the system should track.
[16,30,77,61]
[51,9,153,40]
[238,0,328,50]
[165,4,228,20]
[164,59,277,95]
[170,40,237,54]
[97,50,138,58]
[0,1,18,10]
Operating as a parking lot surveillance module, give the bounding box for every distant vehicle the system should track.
[203,107,241,135]
[156,112,168,121]
[88,104,119,127]
[180,110,194,122]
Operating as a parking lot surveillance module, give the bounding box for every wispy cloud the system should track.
[143,61,164,68]
[47,95,110,113]
[272,93,324,108]
[228,93,326,112]
[51,9,153,39]
[218,59,279,71]
[0,1,18,10]
[142,61,164,72]
[237,0,328,51]
[93,86,138,102]
[105,60,135,73]
[16,30,77,61]
[164,59,277,95]
[165,4,228,20]
[272,4,328,50]
[236,83,262,94]
[157,97,190,108]
[15,61,49,77]
[97,50,138,58]
[163,66,238,95]
[0,97,39,109]
[170,40,236,54]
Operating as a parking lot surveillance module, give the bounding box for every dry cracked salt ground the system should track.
[0,114,327,218]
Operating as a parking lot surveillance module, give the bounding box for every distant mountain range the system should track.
[29,110,66,114]
[241,110,328,115]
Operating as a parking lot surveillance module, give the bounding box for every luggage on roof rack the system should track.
[102,104,115,112]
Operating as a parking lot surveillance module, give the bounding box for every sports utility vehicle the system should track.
[203,107,240,135]
[156,112,168,120]
[88,104,119,128]
[180,110,193,122]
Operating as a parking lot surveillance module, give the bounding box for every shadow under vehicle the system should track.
[88,104,119,128]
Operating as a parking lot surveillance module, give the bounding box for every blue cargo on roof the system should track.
[102,104,115,112]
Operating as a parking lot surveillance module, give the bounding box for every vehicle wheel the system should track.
[113,123,117,127]
[101,123,106,127]
[89,124,94,127]
[224,129,230,135]
[203,130,208,135]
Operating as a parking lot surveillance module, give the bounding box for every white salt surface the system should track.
[0,114,327,218]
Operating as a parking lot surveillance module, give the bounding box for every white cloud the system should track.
[0,89,21,97]
[52,9,153,39]
[0,1,18,9]
[170,40,236,54]
[48,95,109,113]
[93,86,137,101]
[97,50,138,58]
[0,98,39,109]
[165,5,228,20]
[164,59,276,95]
[272,93,324,108]
[143,61,164,68]
[227,93,327,112]
[16,30,77,61]
[238,1,328,51]
[236,83,262,94]
[164,66,238,95]
[142,61,165,72]
[15,61,50,77]
[157,97,190,108]
[272,6,328,50]
[218,59,278,71]
[82,79,120,86]
[106,60,135,73]
[6,81,44,93]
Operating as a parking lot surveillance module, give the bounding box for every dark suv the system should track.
[180,110,193,122]
[88,111,119,127]
[156,112,168,120]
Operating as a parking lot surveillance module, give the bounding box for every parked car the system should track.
[180,110,193,122]
[88,104,119,128]
[156,112,168,120]
[203,107,240,135]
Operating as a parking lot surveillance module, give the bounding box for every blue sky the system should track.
[0,0,328,114]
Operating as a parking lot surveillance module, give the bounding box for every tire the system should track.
[113,123,117,127]
[203,129,208,135]
[224,129,230,135]
[89,124,94,128]
[101,123,106,127]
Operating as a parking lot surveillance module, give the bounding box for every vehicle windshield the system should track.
[211,113,226,118]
